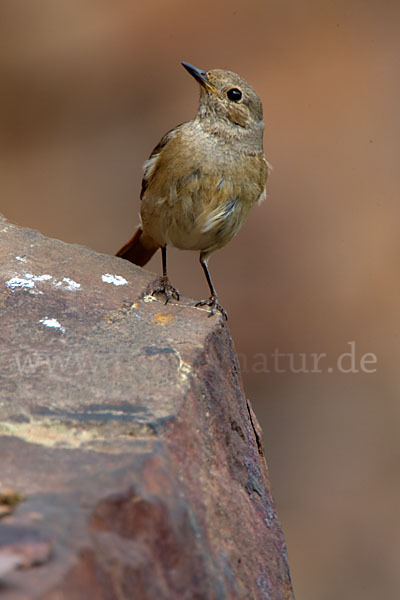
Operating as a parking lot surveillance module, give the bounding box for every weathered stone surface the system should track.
[0,215,294,599]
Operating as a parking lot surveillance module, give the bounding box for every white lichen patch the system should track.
[62,277,80,290]
[102,274,128,286]
[25,273,52,282]
[143,294,157,303]
[39,317,66,334]
[6,276,35,291]
[53,277,81,291]
[6,273,52,294]
[6,272,81,294]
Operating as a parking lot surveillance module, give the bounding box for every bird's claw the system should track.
[195,295,228,320]
[152,277,180,303]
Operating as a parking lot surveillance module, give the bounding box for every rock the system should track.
[0,524,53,570]
[0,215,294,599]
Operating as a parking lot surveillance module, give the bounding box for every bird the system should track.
[116,61,269,319]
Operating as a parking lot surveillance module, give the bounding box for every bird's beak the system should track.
[181,62,218,94]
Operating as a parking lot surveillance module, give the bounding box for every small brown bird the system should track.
[116,62,269,319]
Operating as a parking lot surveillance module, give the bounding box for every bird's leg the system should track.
[195,252,228,319]
[152,246,180,303]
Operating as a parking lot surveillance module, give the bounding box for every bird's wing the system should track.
[140,125,183,200]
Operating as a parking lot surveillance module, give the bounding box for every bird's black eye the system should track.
[226,88,242,102]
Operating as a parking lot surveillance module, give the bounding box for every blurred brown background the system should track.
[1,1,399,598]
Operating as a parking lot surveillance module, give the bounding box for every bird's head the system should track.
[181,61,263,131]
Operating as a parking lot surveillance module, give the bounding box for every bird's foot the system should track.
[195,295,228,320]
[152,277,180,304]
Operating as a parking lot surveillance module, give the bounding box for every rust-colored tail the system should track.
[116,227,158,267]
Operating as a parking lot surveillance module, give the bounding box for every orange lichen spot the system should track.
[152,312,174,327]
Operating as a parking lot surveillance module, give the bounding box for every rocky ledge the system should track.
[0,215,294,599]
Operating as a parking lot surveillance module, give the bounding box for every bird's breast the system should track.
[140,122,268,253]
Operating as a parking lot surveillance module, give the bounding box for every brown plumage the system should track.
[115,227,157,267]
[116,62,269,318]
